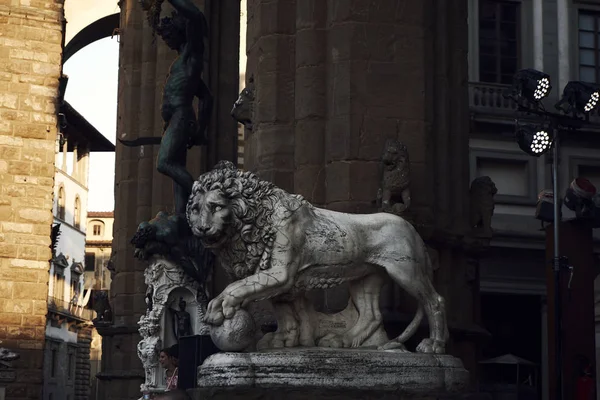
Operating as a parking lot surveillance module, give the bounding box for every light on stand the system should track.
[555,81,600,115]
[507,68,552,104]
[515,124,553,157]
[506,69,600,400]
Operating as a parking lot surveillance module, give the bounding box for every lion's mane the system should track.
[187,161,307,279]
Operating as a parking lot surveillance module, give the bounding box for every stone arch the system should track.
[63,13,120,64]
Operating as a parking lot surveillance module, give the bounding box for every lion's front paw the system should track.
[205,297,225,326]
[221,293,242,320]
[416,338,446,354]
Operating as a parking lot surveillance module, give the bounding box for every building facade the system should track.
[85,211,113,400]
[467,0,600,398]
[44,103,114,400]
[85,212,113,293]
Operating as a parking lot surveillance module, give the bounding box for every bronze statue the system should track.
[121,0,213,215]
[170,297,192,340]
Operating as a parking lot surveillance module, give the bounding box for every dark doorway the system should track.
[481,293,542,363]
[480,293,543,400]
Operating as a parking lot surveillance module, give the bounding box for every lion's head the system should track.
[187,161,301,279]
[470,176,498,197]
[231,76,254,131]
[382,139,409,172]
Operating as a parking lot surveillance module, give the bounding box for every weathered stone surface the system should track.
[245,0,479,387]
[0,2,63,399]
[194,349,469,399]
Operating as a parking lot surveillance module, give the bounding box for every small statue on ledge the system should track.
[231,75,255,131]
[376,139,411,215]
[120,0,213,216]
[92,290,113,324]
[469,176,498,238]
[170,297,192,340]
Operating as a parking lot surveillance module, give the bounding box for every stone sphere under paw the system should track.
[210,309,256,352]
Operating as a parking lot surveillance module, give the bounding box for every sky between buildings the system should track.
[63,1,120,212]
[63,38,118,212]
[61,0,247,213]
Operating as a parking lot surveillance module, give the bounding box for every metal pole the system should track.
[552,127,562,400]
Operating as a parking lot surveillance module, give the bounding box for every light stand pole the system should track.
[551,128,563,400]
[506,69,600,400]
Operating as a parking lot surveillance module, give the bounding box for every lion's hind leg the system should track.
[384,261,448,354]
[340,272,386,348]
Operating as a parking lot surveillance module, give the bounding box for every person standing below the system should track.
[158,345,179,391]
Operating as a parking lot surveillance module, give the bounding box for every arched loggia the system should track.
[63,13,120,64]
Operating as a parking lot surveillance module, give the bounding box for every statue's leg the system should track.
[340,273,385,348]
[401,187,411,210]
[157,107,196,215]
[257,301,299,349]
[384,262,448,354]
[293,295,316,347]
[381,188,392,211]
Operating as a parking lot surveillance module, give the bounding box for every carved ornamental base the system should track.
[193,348,469,400]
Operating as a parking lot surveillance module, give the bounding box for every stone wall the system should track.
[0,1,65,399]
[75,325,92,400]
[244,0,480,386]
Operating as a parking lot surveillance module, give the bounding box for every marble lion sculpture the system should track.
[187,161,449,354]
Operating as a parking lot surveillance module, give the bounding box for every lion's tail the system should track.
[395,304,424,344]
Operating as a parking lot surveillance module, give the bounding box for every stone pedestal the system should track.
[192,349,469,400]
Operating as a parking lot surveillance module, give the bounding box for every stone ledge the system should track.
[194,348,469,400]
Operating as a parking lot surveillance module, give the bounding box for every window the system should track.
[470,148,538,205]
[70,279,80,303]
[57,186,65,220]
[578,164,600,189]
[54,271,65,300]
[74,196,81,229]
[84,253,95,272]
[479,0,520,84]
[579,11,600,83]
[51,348,57,377]
[92,223,102,236]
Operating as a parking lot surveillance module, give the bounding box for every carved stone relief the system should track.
[137,256,211,393]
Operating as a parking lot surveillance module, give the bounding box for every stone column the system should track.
[72,142,78,180]
[245,0,478,387]
[0,1,65,400]
[62,137,68,171]
[245,0,296,192]
[100,1,239,398]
